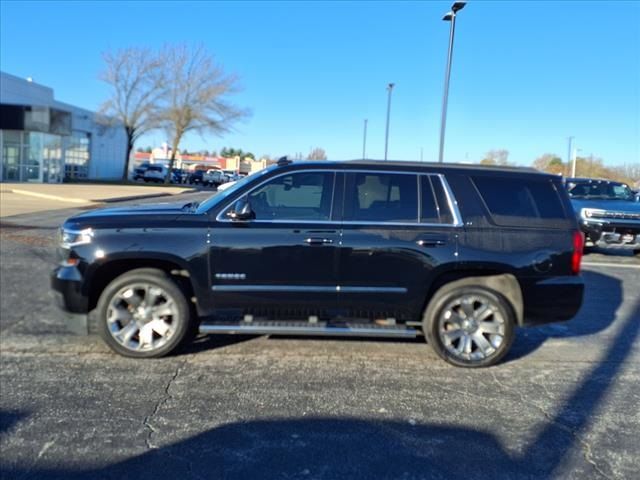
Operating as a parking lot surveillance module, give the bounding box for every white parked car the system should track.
[223,170,240,182]
[143,165,168,183]
[203,169,224,187]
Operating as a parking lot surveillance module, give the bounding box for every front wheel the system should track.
[423,283,515,368]
[96,268,193,358]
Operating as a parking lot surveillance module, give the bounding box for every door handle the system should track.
[417,238,446,247]
[304,237,334,245]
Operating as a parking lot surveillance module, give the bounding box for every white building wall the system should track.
[53,99,127,179]
[0,72,54,105]
[1,71,127,180]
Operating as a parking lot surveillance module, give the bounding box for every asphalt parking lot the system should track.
[0,191,638,480]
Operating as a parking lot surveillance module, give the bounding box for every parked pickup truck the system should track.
[565,177,640,254]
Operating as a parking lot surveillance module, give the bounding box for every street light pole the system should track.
[571,147,582,178]
[567,136,574,176]
[438,1,466,163]
[384,83,395,161]
[362,119,368,159]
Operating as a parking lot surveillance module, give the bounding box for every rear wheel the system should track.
[97,268,193,358]
[423,283,515,368]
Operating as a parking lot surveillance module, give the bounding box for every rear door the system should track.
[337,171,460,322]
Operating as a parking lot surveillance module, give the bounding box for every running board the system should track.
[199,321,418,338]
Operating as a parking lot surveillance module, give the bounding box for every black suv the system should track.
[52,160,584,367]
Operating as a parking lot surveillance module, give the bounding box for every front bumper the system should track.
[521,275,584,326]
[580,219,640,250]
[51,266,91,335]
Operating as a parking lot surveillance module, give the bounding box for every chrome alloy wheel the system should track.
[106,283,179,352]
[438,293,506,361]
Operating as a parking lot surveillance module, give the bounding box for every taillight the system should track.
[571,230,584,275]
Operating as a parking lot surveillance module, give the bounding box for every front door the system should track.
[337,171,459,322]
[208,170,340,320]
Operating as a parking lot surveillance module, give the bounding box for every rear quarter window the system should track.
[472,175,570,228]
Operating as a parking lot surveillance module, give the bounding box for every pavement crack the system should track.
[489,371,613,480]
[143,361,185,450]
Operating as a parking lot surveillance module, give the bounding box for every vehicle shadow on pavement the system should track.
[177,333,260,355]
[2,299,638,480]
[506,270,623,362]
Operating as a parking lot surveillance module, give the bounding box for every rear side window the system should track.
[345,173,418,222]
[472,176,567,227]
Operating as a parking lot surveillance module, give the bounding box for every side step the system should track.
[199,320,418,338]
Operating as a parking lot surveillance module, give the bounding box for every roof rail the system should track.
[277,156,292,167]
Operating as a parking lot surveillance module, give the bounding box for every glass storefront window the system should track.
[1,129,84,183]
[64,131,90,180]
[2,132,21,181]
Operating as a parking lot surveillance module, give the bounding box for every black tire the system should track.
[97,268,193,358]
[634,249,640,256]
[423,282,515,368]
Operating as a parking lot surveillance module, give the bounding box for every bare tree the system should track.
[99,47,165,180]
[480,149,510,166]
[158,44,248,183]
[307,148,327,160]
[532,153,564,174]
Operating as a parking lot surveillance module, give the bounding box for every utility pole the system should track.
[384,83,395,161]
[362,119,368,159]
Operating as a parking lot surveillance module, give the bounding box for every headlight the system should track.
[581,208,605,220]
[59,228,93,248]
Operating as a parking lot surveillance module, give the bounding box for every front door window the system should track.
[246,171,335,221]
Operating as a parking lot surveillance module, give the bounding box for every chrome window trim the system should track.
[436,173,463,226]
[211,285,408,294]
[215,168,463,227]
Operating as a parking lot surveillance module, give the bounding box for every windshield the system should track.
[194,166,276,214]
[567,181,634,201]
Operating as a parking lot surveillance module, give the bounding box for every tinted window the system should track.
[345,173,418,222]
[423,175,455,224]
[420,176,439,223]
[473,176,567,226]
[247,171,334,221]
[568,181,634,201]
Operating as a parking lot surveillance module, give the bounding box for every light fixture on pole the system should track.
[384,83,395,161]
[438,1,466,163]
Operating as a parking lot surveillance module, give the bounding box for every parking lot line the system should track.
[582,262,640,269]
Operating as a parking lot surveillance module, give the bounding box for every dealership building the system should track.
[0,71,126,183]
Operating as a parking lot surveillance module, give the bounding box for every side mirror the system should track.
[227,197,255,221]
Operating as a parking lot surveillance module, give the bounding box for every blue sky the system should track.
[1,1,639,166]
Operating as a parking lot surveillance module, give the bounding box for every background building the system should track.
[132,144,274,175]
[0,71,126,182]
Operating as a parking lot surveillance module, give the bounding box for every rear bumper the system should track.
[521,275,584,326]
[51,266,90,335]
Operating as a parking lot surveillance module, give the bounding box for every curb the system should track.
[98,192,192,203]
[6,189,91,204]
[6,188,198,205]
